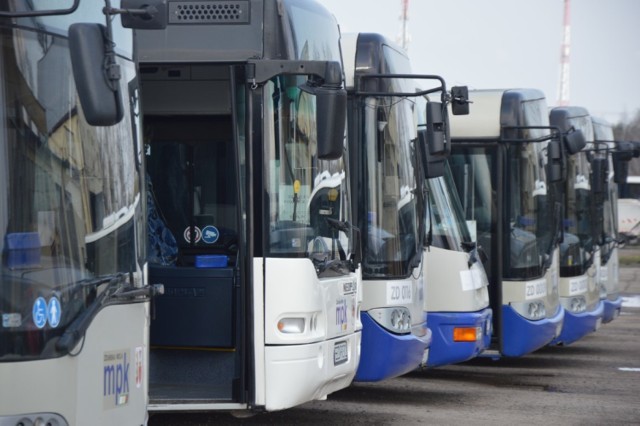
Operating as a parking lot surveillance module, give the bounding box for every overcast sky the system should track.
[317,0,640,125]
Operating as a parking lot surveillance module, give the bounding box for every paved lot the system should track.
[151,254,640,425]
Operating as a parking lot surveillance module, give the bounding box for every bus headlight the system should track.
[368,307,412,334]
[510,300,546,320]
[560,295,587,313]
[277,317,305,333]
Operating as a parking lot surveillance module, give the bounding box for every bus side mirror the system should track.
[315,86,346,160]
[451,86,470,116]
[547,139,563,183]
[120,0,168,29]
[69,23,123,126]
[612,141,633,184]
[563,128,586,155]
[426,102,446,156]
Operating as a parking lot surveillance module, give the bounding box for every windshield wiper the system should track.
[55,274,164,354]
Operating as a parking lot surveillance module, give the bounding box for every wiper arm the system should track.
[325,217,351,233]
[55,274,164,354]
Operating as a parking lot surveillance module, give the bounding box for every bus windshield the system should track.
[359,92,420,278]
[506,141,553,278]
[561,149,597,276]
[427,164,472,252]
[263,75,352,276]
[0,22,141,361]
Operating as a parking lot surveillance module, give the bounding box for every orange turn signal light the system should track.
[453,326,480,342]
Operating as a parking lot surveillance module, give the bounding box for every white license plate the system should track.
[333,341,348,365]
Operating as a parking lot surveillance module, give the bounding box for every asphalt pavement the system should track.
[150,251,640,426]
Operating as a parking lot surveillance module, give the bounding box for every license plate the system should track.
[333,341,348,365]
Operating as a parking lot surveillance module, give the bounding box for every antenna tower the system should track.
[398,0,410,50]
[557,0,571,106]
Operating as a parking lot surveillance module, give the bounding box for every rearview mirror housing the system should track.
[69,23,123,126]
[563,128,587,155]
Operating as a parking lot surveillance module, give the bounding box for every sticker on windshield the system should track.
[32,297,47,329]
[47,296,62,328]
[2,313,21,328]
[201,225,220,244]
[183,226,202,243]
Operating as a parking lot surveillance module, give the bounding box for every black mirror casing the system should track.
[316,86,346,160]
[69,23,123,126]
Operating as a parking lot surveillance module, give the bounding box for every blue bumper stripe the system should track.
[602,297,623,324]
[550,301,604,345]
[354,312,431,382]
[501,304,564,357]
[426,308,493,368]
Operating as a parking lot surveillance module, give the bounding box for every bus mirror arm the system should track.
[116,0,168,29]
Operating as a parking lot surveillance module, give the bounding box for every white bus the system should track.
[341,33,432,381]
[548,106,604,344]
[592,116,632,323]
[136,0,361,413]
[341,33,470,378]
[448,89,565,357]
[0,1,157,424]
[422,155,492,367]
[0,0,362,423]
[618,174,640,241]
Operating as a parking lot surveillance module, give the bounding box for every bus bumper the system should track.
[426,308,493,368]
[501,304,564,357]
[550,301,604,346]
[354,312,431,382]
[602,296,623,324]
[264,331,361,411]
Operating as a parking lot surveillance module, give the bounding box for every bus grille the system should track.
[169,1,250,24]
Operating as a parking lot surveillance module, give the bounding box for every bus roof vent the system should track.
[169,1,250,24]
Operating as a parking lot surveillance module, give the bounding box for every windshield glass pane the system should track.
[449,147,496,282]
[504,98,558,279]
[506,142,548,278]
[360,92,420,278]
[427,163,471,251]
[263,76,352,276]
[0,25,141,361]
[561,151,593,274]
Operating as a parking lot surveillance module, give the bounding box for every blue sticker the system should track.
[202,225,220,244]
[48,297,62,328]
[32,297,47,329]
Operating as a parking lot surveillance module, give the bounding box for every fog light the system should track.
[277,317,305,333]
[570,296,586,313]
[368,307,412,334]
[511,300,547,320]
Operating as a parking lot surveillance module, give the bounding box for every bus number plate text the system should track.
[334,341,348,365]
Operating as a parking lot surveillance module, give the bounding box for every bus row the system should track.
[0,1,637,425]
